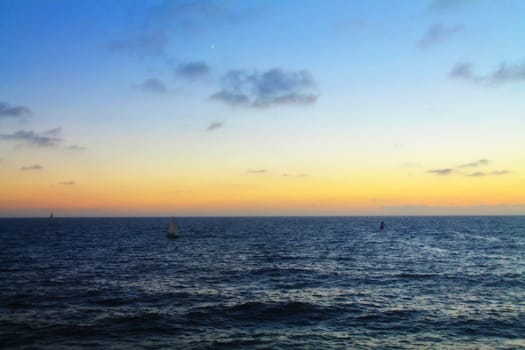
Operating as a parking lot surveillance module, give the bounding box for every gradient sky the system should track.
[1,0,524,216]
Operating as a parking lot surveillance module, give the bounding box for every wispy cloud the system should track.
[467,170,510,177]
[428,168,454,176]
[491,170,511,176]
[459,159,489,168]
[137,78,168,94]
[282,173,309,178]
[417,23,462,49]
[43,127,62,137]
[176,61,210,80]
[211,68,318,108]
[210,90,249,106]
[20,164,43,171]
[58,181,75,185]
[488,62,525,84]
[109,0,245,55]
[450,60,525,85]
[426,0,472,12]
[67,144,86,151]
[450,62,475,80]
[0,128,62,147]
[247,169,267,174]
[207,121,224,131]
[0,102,32,119]
[428,159,511,178]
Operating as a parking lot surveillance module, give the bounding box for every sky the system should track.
[1,0,524,217]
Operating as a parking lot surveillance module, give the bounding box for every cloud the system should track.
[210,90,250,106]
[459,159,489,168]
[58,181,75,185]
[176,61,210,80]
[0,102,32,119]
[109,0,245,55]
[428,168,454,176]
[450,62,475,80]
[491,170,511,175]
[207,121,224,131]
[428,159,510,177]
[417,23,462,49]
[0,128,62,147]
[450,60,525,85]
[67,144,86,151]
[137,78,168,94]
[282,173,309,178]
[42,127,62,137]
[211,68,318,108]
[247,169,267,174]
[20,165,43,171]
[488,62,525,84]
[426,0,472,12]
[467,170,510,177]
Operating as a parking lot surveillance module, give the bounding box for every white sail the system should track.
[167,218,178,238]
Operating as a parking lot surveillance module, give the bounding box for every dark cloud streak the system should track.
[20,165,43,171]
[417,23,462,49]
[176,61,210,80]
[0,102,32,119]
[247,169,267,174]
[59,181,75,185]
[0,129,62,147]
[459,159,489,168]
[467,170,510,177]
[428,168,454,176]
[207,121,224,131]
[450,61,525,85]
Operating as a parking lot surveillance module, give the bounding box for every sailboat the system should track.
[48,213,56,227]
[167,217,179,238]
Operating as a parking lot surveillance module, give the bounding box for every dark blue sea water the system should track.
[1,217,524,349]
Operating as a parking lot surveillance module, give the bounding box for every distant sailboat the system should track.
[48,213,56,227]
[167,217,179,238]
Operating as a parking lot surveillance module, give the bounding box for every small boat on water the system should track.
[380,221,385,230]
[48,213,56,227]
[167,217,179,238]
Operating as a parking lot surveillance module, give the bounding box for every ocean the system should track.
[1,216,524,349]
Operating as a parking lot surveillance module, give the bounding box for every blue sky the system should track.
[1,0,524,216]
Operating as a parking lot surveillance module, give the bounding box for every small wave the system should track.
[92,297,130,306]
[6,301,32,309]
[185,301,344,325]
[247,267,310,277]
[396,272,436,279]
